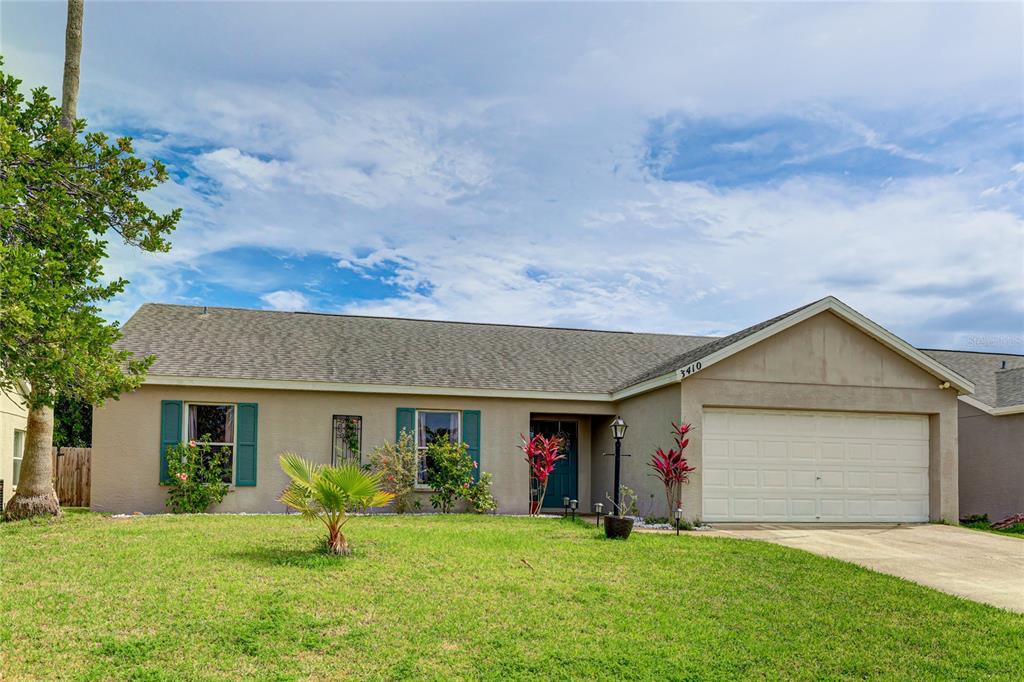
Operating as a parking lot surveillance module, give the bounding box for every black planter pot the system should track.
[604,515,634,539]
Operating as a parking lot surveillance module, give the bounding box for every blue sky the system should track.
[3,2,1023,352]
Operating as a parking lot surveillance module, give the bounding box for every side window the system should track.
[12,430,25,486]
[332,416,362,466]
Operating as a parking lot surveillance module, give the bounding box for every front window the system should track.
[12,430,25,486]
[416,410,460,486]
[187,404,235,484]
[332,415,362,466]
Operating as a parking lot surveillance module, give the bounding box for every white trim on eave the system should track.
[143,374,614,403]
[659,296,975,396]
[959,395,1024,416]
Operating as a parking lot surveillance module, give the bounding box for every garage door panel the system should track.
[703,408,929,522]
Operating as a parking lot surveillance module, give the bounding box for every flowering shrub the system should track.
[465,471,497,513]
[648,421,697,516]
[369,429,420,513]
[426,434,476,513]
[520,433,565,516]
[164,436,231,513]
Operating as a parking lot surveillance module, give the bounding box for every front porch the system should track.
[530,412,618,515]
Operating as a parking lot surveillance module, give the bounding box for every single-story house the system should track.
[922,349,1023,522]
[92,296,974,523]
[0,388,29,508]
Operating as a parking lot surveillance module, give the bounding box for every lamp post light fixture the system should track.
[570,498,578,521]
[594,502,604,526]
[609,416,628,513]
[563,496,570,517]
[674,507,683,536]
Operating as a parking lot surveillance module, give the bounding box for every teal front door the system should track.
[530,419,578,509]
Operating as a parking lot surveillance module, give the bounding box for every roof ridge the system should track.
[920,347,1024,358]
[137,302,719,340]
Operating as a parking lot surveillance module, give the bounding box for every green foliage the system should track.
[164,436,230,513]
[465,471,497,514]
[368,429,420,514]
[53,395,92,448]
[607,485,639,518]
[425,434,475,513]
[0,59,179,408]
[278,453,394,555]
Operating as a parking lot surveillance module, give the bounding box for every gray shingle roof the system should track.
[118,304,715,394]
[921,349,1024,408]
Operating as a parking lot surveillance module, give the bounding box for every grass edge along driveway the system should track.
[1,512,1022,681]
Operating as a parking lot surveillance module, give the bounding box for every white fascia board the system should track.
[610,370,682,401]
[144,374,614,403]
[959,395,1024,416]
[650,297,975,395]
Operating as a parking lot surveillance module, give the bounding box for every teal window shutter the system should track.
[159,400,182,484]
[463,410,481,481]
[236,403,258,487]
[396,408,415,443]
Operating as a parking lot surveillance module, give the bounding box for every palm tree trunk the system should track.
[4,405,60,520]
[5,0,83,521]
[59,0,85,130]
[327,525,351,556]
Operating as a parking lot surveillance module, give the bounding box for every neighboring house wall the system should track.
[957,401,1024,521]
[589,312,960,522]
[0,389,29,506]
[92,384,613,515]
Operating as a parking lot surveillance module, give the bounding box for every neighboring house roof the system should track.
[922,349,1024,414]
[121,296,976,401]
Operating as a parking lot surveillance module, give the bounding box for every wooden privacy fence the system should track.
[52,447,91,507]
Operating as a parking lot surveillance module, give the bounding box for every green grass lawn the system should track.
[2,513,1022,681]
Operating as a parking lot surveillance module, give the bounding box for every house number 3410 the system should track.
[681,361,702,376]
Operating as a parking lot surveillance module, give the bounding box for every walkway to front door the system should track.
[530,419,578,509]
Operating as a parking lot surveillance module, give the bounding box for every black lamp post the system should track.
[570,498,578,521]
[562,495,570,517]
[609,416,628,513]
[594,502,603,526]
[674,507,683,536]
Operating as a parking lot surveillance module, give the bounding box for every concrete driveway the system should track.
[711,523,1024,613]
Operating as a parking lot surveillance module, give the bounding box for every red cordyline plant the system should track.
[648,422,696,517]
[520,433,566,516]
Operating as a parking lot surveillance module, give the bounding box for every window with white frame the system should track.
[186,403,235,484]
[12,429,25,486]
[416,410,460,486]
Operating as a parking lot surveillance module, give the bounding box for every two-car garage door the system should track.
[702,408,929,522]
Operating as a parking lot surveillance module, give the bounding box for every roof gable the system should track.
[613,296,975,399]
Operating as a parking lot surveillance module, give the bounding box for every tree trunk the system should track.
[59,0,85,130]
[4,406,60,520]
[5,0,84,521]
[327,526,351,556]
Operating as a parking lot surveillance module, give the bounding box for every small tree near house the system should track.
[648,422,696,517]
[520,433,565,516]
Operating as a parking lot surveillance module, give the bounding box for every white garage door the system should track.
[702,408,929,522]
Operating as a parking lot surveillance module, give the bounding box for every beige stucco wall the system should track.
[956,401,1023,521]
[591,312,960,522]
[0,389,28,507]
[91,385,613,515]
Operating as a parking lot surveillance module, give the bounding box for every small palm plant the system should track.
[278,453,395,556]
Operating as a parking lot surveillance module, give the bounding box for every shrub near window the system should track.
[165,436,231,513]
[465,472,497,514]
[369,429,420,514]
[425,434,476,513]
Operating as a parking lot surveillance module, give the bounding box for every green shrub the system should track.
[466,471,497,513]
[369,429,420,513]
[426,434,475,513]
[165,436,231,513]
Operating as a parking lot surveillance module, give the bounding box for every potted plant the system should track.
[604,484,638,539]
[520,433,565,515]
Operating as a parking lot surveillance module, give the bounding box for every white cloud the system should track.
[261,290,310,312]
[3,2,1022,350]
